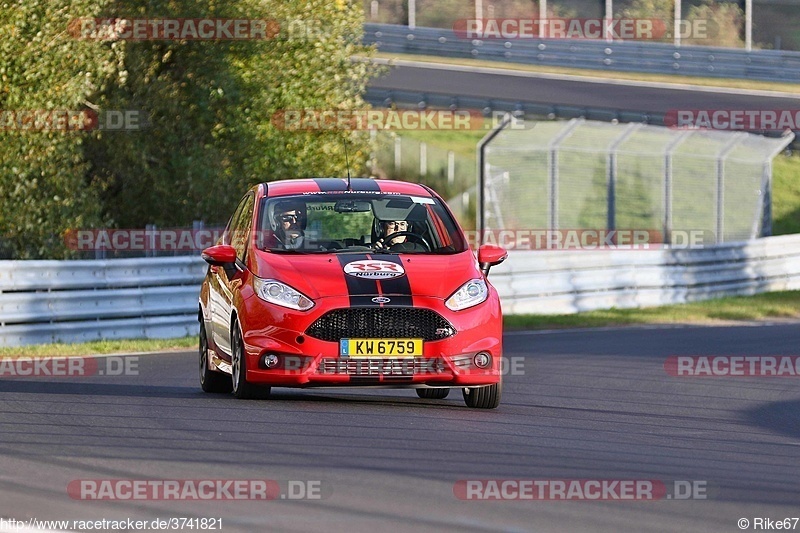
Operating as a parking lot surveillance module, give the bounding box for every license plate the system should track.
[340,338,423,357]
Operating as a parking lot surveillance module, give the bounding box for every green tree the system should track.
[621,0,674,43]
[1,0,377,256]
[0,0,117,258]
[685,0,745,48]
[90,0,376,228]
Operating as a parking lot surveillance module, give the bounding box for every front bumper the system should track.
[238,294,503,388]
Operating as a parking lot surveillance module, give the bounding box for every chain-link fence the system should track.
[371,131,476,224]
[480,118,794,244]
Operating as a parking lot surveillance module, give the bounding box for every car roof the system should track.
[260,178,434,198]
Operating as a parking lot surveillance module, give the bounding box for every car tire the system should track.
[416,388,450,399]
[200,324,233,393]
[231,320,271,400]
[462,381,501,409]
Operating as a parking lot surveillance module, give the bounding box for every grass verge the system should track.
[392,129,487,158]
[505,290,800,330]
[0,337,195,358]
[772,152,800,235]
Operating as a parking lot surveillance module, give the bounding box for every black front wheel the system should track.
[462,382,501,409]
[200,324,232,393]
[416,388,450,399]
[231,321,271,400]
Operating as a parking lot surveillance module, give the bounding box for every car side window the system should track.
[229,193,255,261]
[224,196,246,246]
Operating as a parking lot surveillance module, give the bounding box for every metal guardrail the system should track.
[364,23,800,83]
[364,87,666,127]
[0,257,206,347]
[491,234,800,314]
[2,235,800,346]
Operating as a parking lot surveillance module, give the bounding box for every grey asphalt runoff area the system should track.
[1,324,799,532]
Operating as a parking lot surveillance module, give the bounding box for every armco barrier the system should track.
[1,235,799,346]
[0,256,206,347]
[491,234,800,315]
[364,23,800,83]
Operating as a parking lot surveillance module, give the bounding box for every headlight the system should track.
[445,279,488,311]
[253,277,314,311]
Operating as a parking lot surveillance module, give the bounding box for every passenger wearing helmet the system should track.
[271,200,307,250]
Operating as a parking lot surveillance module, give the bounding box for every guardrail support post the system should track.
[420,141,427,176]
[394,135,401,174]
[447,150,455,184]
[746,0,753,52]
[145,224,156,258]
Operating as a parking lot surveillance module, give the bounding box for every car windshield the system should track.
[257,192,468,254]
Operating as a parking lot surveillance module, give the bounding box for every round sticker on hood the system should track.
[344,260,406,279]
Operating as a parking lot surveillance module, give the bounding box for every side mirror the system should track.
[477,244,508,276]
[201,244,237,266]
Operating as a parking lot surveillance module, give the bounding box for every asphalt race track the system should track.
[368,60,800,115]
[1,324,799,532]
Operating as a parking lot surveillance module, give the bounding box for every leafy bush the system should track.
[0,0,376,258]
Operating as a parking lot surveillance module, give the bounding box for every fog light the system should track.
[263,354,280,368]
[473,352,491,368]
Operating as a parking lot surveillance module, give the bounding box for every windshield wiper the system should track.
[265,248,311,254]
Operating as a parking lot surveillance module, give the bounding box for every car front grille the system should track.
[317,357,445,376]
[306,308,455,342]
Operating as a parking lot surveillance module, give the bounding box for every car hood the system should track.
[252,251,481,301]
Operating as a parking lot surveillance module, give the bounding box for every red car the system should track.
[198,178,507,408]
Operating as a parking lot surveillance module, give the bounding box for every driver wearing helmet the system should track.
[374,219,424,252]
[270,200,307,250]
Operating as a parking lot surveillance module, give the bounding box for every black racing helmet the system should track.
[271,199,307,248]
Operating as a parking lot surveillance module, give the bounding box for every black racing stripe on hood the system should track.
[372,254,413,307]
[337,254,380,307]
